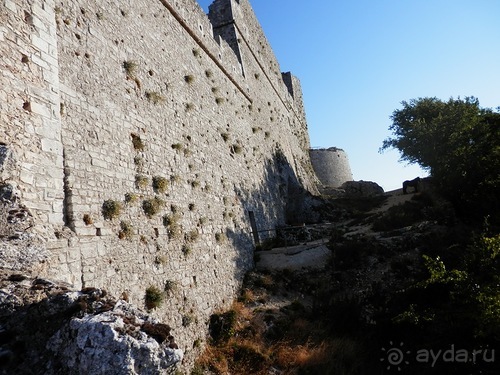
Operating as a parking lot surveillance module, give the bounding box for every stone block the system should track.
[68,248,81,262]
[91,157,107,168]
[76,227,98,237]
[26,200,51,211]
[40,50,58,69]
[41,137,63,154]
[58,253,67,263]
[30,101,52,119]
[54,262,71,279]
[51,198,65,211]
[31,35,49,54]
[20,169,34,185]
[4,0,17,13]
[81,245,96,260]
[46,239,70,250]
[42,68,59,86]
[98,227,114,236]
[31,14,49,33]
[106,268,116,278]
[48,212,64,225]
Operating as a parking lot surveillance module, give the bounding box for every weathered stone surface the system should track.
[340,180,385,198]
[0,145,14,181]
[48,300,183,375]
[0,183,15,203]
[0,271,182,375]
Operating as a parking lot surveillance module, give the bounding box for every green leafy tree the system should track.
[381,96,500,221]
[394,232,500,341]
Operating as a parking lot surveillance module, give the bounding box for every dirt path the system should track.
[368,188,414,214]
[255,240,330,271]
[255,189,418,271]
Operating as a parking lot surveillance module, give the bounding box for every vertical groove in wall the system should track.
[62,147,75,232]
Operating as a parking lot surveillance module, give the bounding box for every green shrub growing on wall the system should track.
[102,199,122,220]
[182,314,195,327]
[215,232,226,244]
[118,221,133,240]
[145,285,164,310]
[124,192,138,204]
[135,174,149,189]
[145,91,166,105]
[134,155,144,170]
[182,244,191,257]
[185,229,199,243]
[130,133,145,151]
[163,214,181,239]
[142,197,165,218]
[171,143,183,152]
[123,60,138,79]
[152,176,169,193]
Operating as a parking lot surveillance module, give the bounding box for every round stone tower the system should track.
[309,147,353,187]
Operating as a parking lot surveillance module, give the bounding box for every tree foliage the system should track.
[382,96,500,221]
[394,232,500,342]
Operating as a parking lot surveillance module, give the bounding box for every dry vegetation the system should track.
[193,270,368,375]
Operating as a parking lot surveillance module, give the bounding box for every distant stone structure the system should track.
[310,147,353,187]
[1,0,322,370]
[340,180,384,198]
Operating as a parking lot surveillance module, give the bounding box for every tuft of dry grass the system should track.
[193,267,369,375]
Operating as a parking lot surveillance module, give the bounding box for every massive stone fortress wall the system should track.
[1,0,318,366]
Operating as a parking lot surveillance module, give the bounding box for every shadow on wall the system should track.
[225,149,319,278]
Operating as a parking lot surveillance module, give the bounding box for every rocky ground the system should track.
[192,185,500,375]
[0,269,183,374]
[192,188,437,374]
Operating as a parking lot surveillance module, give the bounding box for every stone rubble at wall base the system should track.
[0,270,183,375]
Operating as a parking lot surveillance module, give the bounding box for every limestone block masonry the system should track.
[1,0,322,370]
[310,147,353,187]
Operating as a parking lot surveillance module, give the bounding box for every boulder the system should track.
[48,300,183,375]
[340,180,384,198]
[0,272,183,375]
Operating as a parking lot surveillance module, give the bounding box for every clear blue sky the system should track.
[197,0,500,191]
